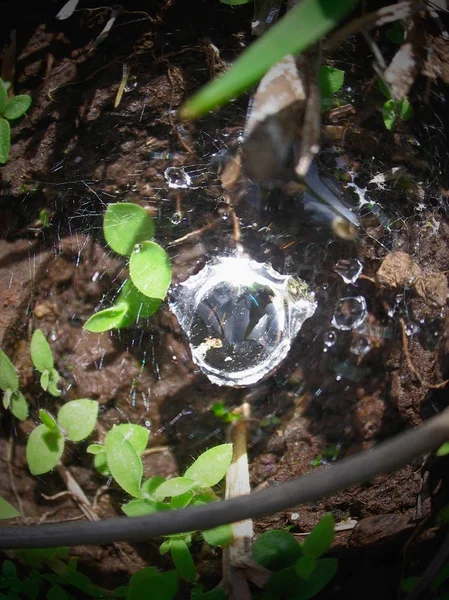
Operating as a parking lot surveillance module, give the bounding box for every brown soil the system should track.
[1,2,449,599]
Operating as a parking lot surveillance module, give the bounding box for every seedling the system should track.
[30,329,62,397]
[318,65,345,111]
[84,203,171,332]
[311,444,340,467]
[26,399,98,475]
[0,497,20,520]
[253,513,337,600]
[0,77,32,164]
[0,350,28,420]
[211,402,242,424]
[378,78,412,131]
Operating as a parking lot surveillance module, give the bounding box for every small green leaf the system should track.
[57,399,99,442]
[203,524,234,547]
[128,569,178,600]
[0,350,19,392]
[30,329,54,372]
[3,95,32,120]
[122,499,165,517]
[115,423,149,455]
[0,83,7,113]
[86,443,104,455]
[0,497,20,520]
[154,477,197,500]
[47,369,61,397]
[40,370,50,391]
[160,539,171,554]
[295,558,338,599]
[104,426,143,497]
[253,530,302,570]
[117,280,161,323]
[296,556,317,580]
[39,409,57,430]
[141,476,166,500]
[382,98,411,130]
[398,97,412,121]
[184,443,233,488]
[94,452,110,476]
[10,391,28,421]
[83,304,129,333]
[103,203,155,256]
[3,388,12,409]
[437,442,449,457]
[0,118,10,164]
[318,66,345,98]
[26,424,65,475]
[378,78,391,99]
[385,21,405,44]
[169,490,194,509]
[129,241,172,301]
[170,539,196,582]
[302,514,335,559]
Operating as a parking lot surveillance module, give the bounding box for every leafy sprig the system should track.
[0,77,32,164]
[0,350,28,420]
[30,329,62,397]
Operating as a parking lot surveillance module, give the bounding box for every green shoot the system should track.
[0,497,20,520]
[0,77,32,163]
[30,329,62,397]
[39,208,51,228]
[84,203,171,332]
[0,350,28,420]
[311,445,340,467]
[26,400,98,475]
[179,0,359,119]
[378,78,412,131]
[318,65,345,110]
[211,402,242,424]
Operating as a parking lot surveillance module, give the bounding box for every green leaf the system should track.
[385,21,404,44]
[0,118,10,164]
[202,524,234,547]
[47,585,72,600]
[382,99,396,130]
[437,442,449,457]
[57,399,99,442]
[253,530,302,570]
[3,95,32,120]
[39,409,58,430]
[318,66,345,98]
[83,304,129,333]
[170,539,196,582]
[398,97,412,121]
[117,280,162,323]
[169,490,194,509]
[30,329,54,372]
[302,514,335,559]
[40,370,50,391]
[141,476,166,500]
[0,83,7,113]
[3,388,12,409]
[296,556,317,580]
[47,369,61,397]
[86,443,104,455]
[22,578,39,600]
[94,452,110,476]
[154,477,197,500]
[180,0,359,119]
[295,558,338,600]
[114,423,149,455]
[160,539,171,554]
[220,0,253,4]
[0,497,20,520]
[184,443,233,488]
[104,426,143,497]
[0,350,18,392]
[10,391,28,421]
[122,499,164,517]
[103,203,155,256]
[26,424,65,475]
[128,568,178,600]
[378,78,391,99]
[129,241,172,301]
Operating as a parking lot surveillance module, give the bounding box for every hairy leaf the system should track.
[30,329,54,372]
[103,203,155,256]
[114,423,149,455]
[104,426,143,497]
[26,424,65,475]
[57,399,99,442]
[83,304,128,333]
[184,443,233,488]
[154,477,197,500]
[10,391,28,421]
[3,95,32,120]
[129,241,172,301]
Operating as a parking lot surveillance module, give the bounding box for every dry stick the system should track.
[167,217,222,247]
[55,463,100,522]
[3,408,449,549]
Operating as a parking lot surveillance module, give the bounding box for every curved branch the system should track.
[2,408,449,550]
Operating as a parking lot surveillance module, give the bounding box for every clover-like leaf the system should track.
[26,424,65,475]
[154,477,197,500]
[57,399,99,442]
[202,524,234,547]
[184,443,233,488]
[10,391,28,421]
[318,66,345,98]
[302,513,335,559]
[104,426,143,497]
[0,496,20,520]
[30,329,54,372]
[39,409,57,430]
[103,203,155,256]
[129,241,172,301]
[0,350,19,392]
[114,423,149,455]
[83,304,128,333]
[3,95,32,120]
[0,118,10,164]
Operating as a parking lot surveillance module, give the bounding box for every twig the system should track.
[167,217,222,247]
[55,462,100,522]
[3,407,449,548]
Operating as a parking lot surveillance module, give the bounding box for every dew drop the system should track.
[332,296,367,331]
[164,166,192,189]
[324,329,337,348]
[350,335,371,356]
[170,212,182,225]
[334,258,363,284]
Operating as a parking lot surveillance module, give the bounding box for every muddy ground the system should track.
[1,1,449,598]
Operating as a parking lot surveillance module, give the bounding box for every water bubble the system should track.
[324,329,337,349]
[350,335,371,356]
[170,212,182,225]
[164,166,192,189]
[332,296,367,331]
[221,211,229,221]
[169,256,317,387]
[334,258,363,284]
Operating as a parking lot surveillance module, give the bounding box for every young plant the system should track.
[0,497,20,520]
[0,78,32,164]
[253,513,337,600]
[318,65,345,111]
[378,78,412,131]
[0,350,28,420]
[30,329,62,397]
[26,399,98,475]
[84,203,171,332]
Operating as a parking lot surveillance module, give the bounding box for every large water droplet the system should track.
[350,335,371,356]
[332,296,367,330]
[170,212,182,225]
[164,166,192,189]
[169,257,317,387]
[334,258,363,284]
